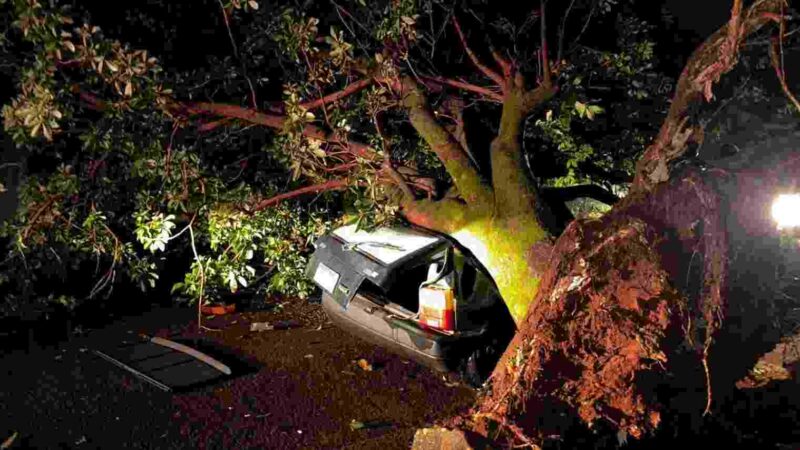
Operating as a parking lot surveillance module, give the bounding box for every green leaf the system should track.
[574,101,587,118]
[588,104,605,116]
[227,272,238,292]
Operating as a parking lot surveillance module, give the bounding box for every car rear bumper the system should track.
[321,293,479,373]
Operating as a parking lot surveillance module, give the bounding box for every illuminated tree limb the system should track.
[298,77,375,111]
[250,179,349,212]
[401,197,469,234]
[176,101,380,160]
[452,16,506,88]
[419,75,504,102]
[491,76,556,218]
[398,77,492,207]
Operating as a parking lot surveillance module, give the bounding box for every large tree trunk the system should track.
[400,76,559,324]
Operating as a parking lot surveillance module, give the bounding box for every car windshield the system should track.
[333,225,441,265]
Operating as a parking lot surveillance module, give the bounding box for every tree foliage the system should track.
[0,0,698,317]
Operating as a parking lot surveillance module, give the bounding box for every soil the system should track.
[0,298,476,449]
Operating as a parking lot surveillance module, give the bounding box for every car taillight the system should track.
[419,285,455,332]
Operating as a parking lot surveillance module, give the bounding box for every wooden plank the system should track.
[150,336,232,375]
[92,350,172,392]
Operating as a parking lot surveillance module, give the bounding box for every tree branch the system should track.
[491,76,556,218]
[399,77,492,206]
[770,18,800,114]
[21,195,62,240]
[420,75,504,102]
[175,101,380,161]
[452,16,506,88]
[573,0,599,48]
[523,82,557,113]
[298,77,375,111]
[250,179,348,212]
[491,48,512,79]
[557,0,578,63]
[630,0,784,194]
[540,1,552,86]
[197,118,233,133]
[401,198,469,234]
[215,0,257,109]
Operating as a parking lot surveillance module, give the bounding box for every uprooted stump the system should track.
[472,216,687,442]
[461,168,734,447]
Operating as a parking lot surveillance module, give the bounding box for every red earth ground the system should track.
[0,299,476,449]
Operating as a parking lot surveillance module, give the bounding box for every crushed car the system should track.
[305,224,516,385]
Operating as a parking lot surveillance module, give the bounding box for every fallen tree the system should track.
[1,0,799,446]
[415,0,800,446]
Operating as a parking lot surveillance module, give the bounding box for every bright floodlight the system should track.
[772,194,800,229]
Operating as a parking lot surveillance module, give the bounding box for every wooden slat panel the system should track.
[92,350,172,392]
[150,337,232,375]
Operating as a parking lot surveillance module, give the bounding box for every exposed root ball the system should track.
[474,216,684,443]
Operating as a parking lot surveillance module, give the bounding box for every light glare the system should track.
[772,194,800,229]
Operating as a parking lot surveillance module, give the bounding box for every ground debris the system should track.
[249,320,300,332]
[1,431,17,449]
[349,419,393,431]
[356,359,373,371]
